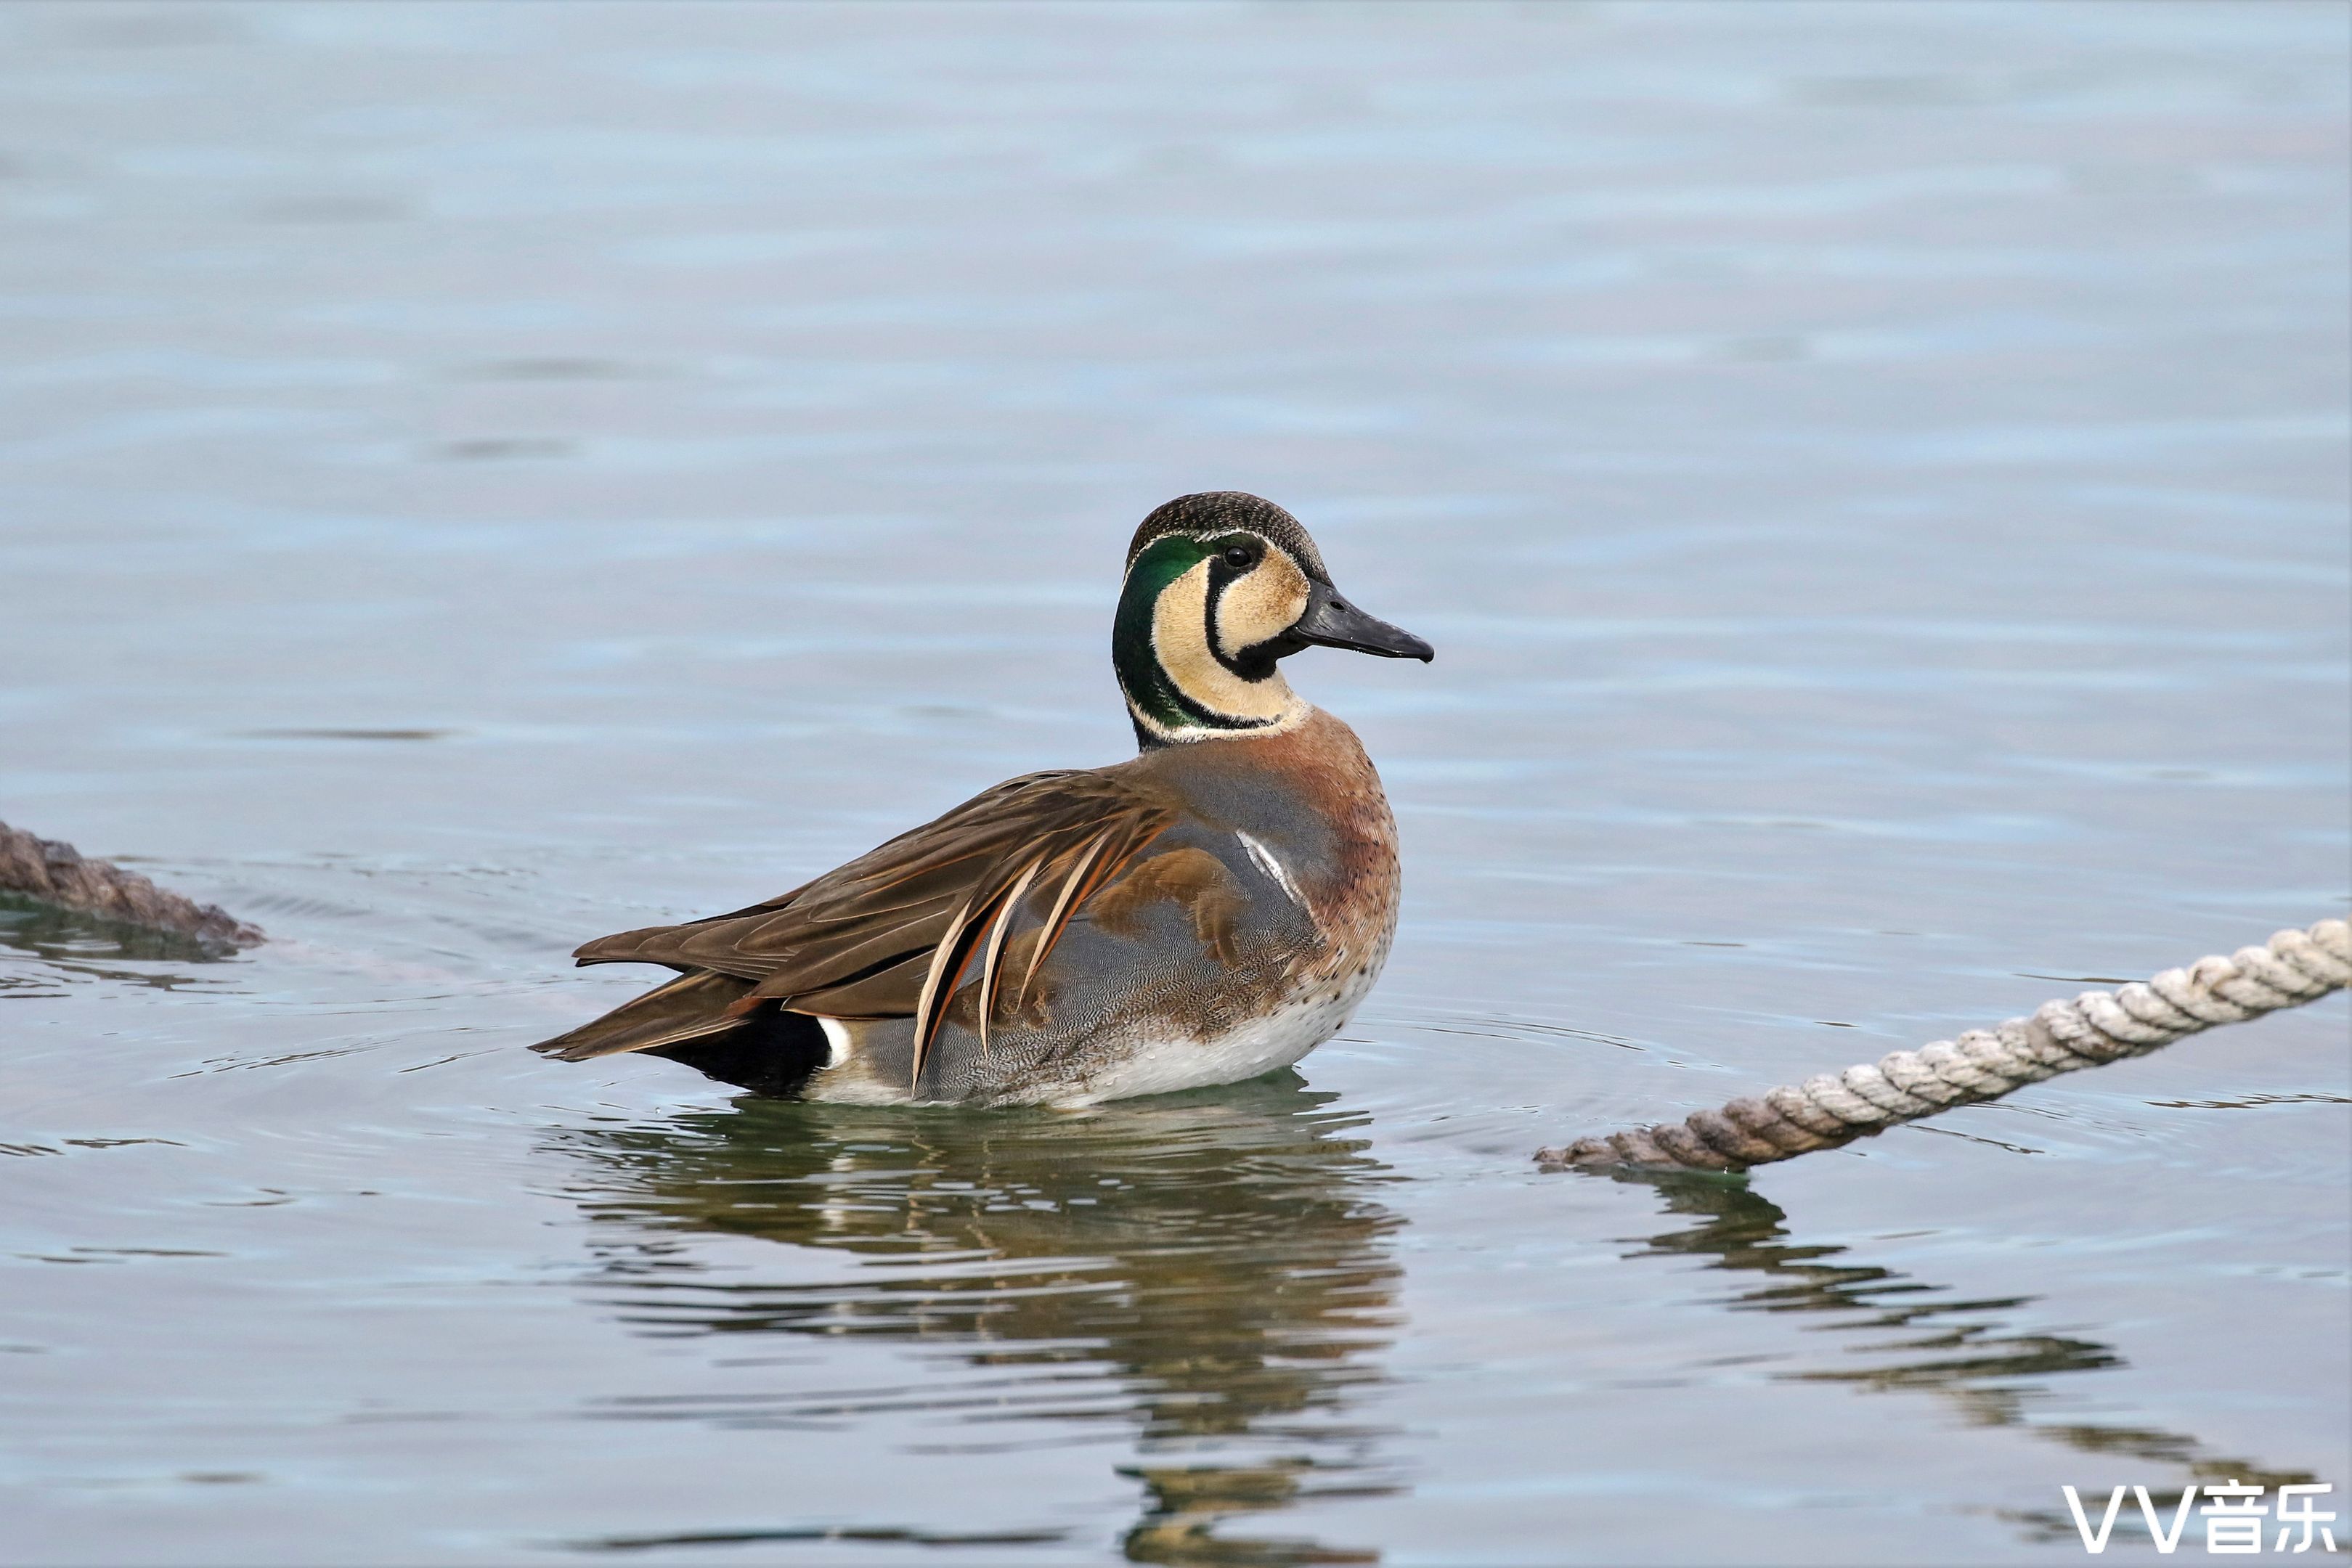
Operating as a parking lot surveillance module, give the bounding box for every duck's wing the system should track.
[542,769,1178,1077]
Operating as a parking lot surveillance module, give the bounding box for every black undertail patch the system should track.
[648,1004,834,1098]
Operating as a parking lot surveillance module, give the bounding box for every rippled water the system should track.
[3,4,2347,1563]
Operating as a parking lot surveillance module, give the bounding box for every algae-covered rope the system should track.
[1539,919,2351,1173]
[0,818,262,951]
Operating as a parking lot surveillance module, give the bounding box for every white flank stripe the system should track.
[1237,831,1304,910]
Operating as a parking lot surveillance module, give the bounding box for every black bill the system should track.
[1290,581,1435,662]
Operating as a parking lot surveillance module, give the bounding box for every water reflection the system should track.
[550,1078,1404,1564]
[0,891,230,990]
[1619,1172,2327,1545]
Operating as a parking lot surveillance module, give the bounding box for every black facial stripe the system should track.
[1201,534,1283,683]
[1226,634,1292,677]
[1203,555,1246,679]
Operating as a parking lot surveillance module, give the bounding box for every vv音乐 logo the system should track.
[2063,1481,2338,1555]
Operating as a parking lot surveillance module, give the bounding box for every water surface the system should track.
[2,4,2347,1563]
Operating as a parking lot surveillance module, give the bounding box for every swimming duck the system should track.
[533,491,1432,1104]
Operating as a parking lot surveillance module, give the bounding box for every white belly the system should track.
[1044,967,1378,1106]
[804,936,1393,1108]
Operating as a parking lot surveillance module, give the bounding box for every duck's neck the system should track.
[1114,538,1307,751]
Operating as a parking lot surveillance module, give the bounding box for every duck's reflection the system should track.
[550,1075,1403,1565]
[1620,1171,2327,1545]
[548,1084,2320,1557]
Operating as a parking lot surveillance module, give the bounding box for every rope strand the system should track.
[1538,919,2350,1173]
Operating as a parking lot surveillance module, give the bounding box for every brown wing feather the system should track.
[567,770,1179,1082]
[974,855,1045,1057]
[534,969,758,1062]
[1087,847,1249,967]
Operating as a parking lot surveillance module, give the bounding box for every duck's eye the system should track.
[1223,544,1254,569]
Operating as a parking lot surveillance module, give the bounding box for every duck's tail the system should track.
[532,968,752,1061]
[531,968,836,1095]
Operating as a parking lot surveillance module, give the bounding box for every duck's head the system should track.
[1113,491,1433,748]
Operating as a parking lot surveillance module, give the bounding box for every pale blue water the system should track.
[1,4,2347,1563]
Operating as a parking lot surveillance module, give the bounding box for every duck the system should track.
[532,491,1433,1105]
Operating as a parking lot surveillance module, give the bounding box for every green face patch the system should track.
[1112,534,1210,736]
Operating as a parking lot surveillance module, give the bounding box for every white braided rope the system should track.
[1537,920,2351,1173]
